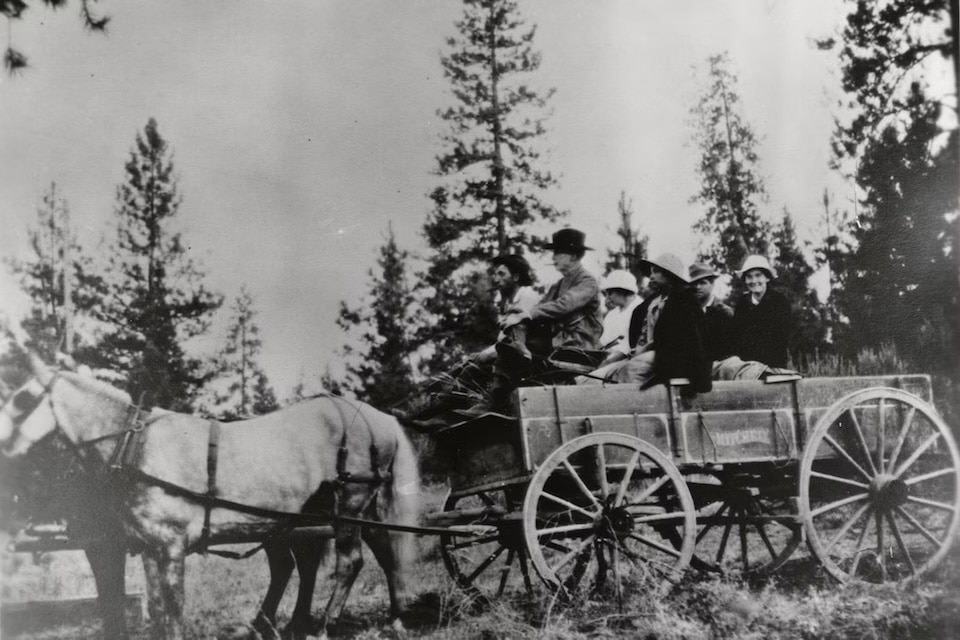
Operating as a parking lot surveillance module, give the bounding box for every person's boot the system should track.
[498,322,533,365]
[456,374,513,417]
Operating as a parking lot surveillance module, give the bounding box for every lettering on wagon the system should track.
[711,427,773,447]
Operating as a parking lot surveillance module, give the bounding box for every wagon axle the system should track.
[870,474,909,511]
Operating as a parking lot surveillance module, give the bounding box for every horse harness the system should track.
[39,388,421,557]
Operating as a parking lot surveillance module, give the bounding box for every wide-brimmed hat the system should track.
[491,254,534,286]
[640,253,687,283]
[688,262,720,282]
[737,254,777,279]
[544,228,591,252]
[601,269,638,294]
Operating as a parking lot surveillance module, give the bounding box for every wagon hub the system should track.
[870,474,909,511]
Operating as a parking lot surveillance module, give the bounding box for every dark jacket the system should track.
[630,287,712,393]
[529,263,603,350]
[701,299,736,363]
[734,288,792,368]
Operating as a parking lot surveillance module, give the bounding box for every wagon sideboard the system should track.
[434,375,933,496]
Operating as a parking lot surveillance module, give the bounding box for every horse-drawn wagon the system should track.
[425,374,960,601]
[2,358,958,637]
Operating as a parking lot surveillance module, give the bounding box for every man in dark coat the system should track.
[688,262,736,365]
[602,253,711,395]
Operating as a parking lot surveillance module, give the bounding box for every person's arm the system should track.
[528,271,599,322]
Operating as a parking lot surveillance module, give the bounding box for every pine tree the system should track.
[94,118,222,411]
[334,225,419,409]
[604,191,649,276]
[821,0,958,373]
[6,182,104,361]
[772,209,827,366]
[689,52,771,275]
[210,288,276,418]
[420,0,562,370]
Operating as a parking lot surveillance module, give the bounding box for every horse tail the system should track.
[383,419,421,567]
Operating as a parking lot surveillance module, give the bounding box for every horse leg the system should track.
[316,527,363,638]
[284,538,325,639]
[85,539,129,640]
[141,554,168,640]
[143,547,187,640]
[254,543,295,640]
[361,527,410,632]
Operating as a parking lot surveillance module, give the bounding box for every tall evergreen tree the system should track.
[420,0,562,371]
[772,209,827,366]
[94,118,222,411]
[689,52,771,275]
[821,0,958,373]
[209,288,276,419]
[334,225,419,408]
[604,191,649,277]
[6,182,104,361]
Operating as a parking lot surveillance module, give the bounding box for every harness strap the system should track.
[199,420,221,553]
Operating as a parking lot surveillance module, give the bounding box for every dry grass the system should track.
[3,481,960,640]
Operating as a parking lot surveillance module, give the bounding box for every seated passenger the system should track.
[585,253,711,395]
[598,269,643,356]
[688,263,736,367]
[469,254,540,364]
[462,227,603,414]
[733,255,792,369]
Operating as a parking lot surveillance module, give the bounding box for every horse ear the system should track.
[27,351,55,386]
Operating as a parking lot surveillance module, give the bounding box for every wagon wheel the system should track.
[799,388,960,583]
[438,486,533,602]
[684,472,803,575]
[522,433,696,601]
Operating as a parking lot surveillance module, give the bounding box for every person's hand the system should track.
[500,311,529,329]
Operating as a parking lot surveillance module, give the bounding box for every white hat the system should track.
[737,255,778,279]
[641,253,688,283]
[601,269,638,294]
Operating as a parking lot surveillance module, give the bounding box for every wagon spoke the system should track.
[563,458,602,510]
[629,510,689,525]
[824,502,871,555]
[695,501,730,544]
[627,473,670,505]
[893,432,942,479]
[519,548,533,593]
[904,466,957,487]
[846,408,879,476]
[448,533,499,550]
[715,511,736,565]
[536,522,596,537]
[875,508,887,580]
[614,451,641,507]
[539,489,600,519]
[549,536,594,574]
[626,531,684,558]
[738,512,749,568]
[755,520,779,561]
[886,512,916,575]
[496,548,516,598]
[811,470,870,490]
[811,492,869,518]
[847,507,875,579]
[886,406,917,474]
[877,398,886,472]
[595,443,610,500]
[824,434,874,482]
[905,494,957,513]
[895,506,946,548]
[465,544,508,584]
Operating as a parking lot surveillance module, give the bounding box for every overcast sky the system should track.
[0,0,852,395]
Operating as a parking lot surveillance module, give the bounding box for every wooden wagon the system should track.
[425,374,960,600]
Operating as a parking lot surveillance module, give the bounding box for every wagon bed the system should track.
[429,374,959,599]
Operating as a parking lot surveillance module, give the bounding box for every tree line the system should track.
[2,0,957,417]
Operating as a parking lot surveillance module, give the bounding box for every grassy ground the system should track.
[2,482,959,639]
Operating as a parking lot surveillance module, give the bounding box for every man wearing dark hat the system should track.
[688,262,736,366]
[464,228,602,414]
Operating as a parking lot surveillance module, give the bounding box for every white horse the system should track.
[0,355,421,640]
